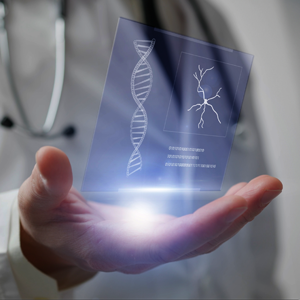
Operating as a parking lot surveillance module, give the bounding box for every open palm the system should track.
[18,147,282,287]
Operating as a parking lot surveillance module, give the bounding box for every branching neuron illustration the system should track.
[127,39,156,176]
[188,65,222,129]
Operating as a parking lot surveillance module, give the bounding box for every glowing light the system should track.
[119,188,200,193]
[125,203,156,232]
[128,204,154,222]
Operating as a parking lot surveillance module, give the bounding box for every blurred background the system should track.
[1,0,298,298]
[210,0,300,298]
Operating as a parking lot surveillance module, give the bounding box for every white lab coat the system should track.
[0,0,281,299]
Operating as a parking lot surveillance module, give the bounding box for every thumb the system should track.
[19,146,73,213]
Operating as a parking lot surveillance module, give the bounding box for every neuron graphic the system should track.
[188,65,222,129]
[127,39,156,176]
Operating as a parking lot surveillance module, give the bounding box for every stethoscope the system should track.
[0,0,75,139]
[0,0,242,140]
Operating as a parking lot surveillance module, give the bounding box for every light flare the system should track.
[125,203,156,232]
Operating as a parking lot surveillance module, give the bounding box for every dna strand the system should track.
[127,39,156,177]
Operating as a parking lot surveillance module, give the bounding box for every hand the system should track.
[19,147,282,288]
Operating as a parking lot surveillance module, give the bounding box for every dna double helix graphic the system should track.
[127,39,156,177]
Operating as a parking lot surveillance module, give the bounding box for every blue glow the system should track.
[81,18,253,193]
[118,188,201,193]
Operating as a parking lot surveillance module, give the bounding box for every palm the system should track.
[40,187,175,273]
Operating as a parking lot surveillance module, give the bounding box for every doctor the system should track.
[0,0,282,299]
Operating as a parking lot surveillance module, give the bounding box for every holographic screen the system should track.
[82,18,253,192]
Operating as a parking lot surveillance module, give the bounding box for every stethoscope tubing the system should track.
[0,0,243,139]
[0,0,72,139]
[42,17,65,134]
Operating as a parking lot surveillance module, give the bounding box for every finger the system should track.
[181,175,283,259]
[69,187,88,203]
[225,182,247,196]
[118,262,160,274]
[87,194,247,270]
[235,175,282,206]
[18,146,73,214]
[228,175,282,229]
[144,194,248,264]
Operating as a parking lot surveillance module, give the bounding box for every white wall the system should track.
[209,0,300,298]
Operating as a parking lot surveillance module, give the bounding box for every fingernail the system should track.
[225,206,248,223]
[34,163,48,189]
[39,172,48,187]
[260,190,282,207]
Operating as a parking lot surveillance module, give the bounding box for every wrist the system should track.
[20,220,73,272]
[20,221,96,290]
